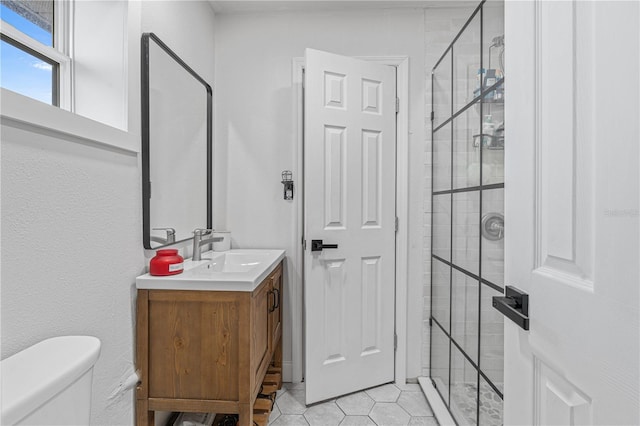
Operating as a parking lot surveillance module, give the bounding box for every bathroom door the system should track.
[303,48,397,404]
[504,1,639,424]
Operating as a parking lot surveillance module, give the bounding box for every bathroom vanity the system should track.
[135,249,285,426]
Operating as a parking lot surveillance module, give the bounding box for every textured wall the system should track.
[0,2,216,425]
[1,126,143,425]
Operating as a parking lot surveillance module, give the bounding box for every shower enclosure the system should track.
[429,1,505,425]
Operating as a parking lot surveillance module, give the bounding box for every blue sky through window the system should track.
[1,4,55,104]
[1,4,52,45]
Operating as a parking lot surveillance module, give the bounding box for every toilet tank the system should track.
[1,336,101,425]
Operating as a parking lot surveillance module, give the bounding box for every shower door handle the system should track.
[493,285,530,330]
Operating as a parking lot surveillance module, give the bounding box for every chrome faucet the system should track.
[151,227,176,245]
[192,228,224,261]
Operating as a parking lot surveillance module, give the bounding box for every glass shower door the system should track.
[430,2,505,425]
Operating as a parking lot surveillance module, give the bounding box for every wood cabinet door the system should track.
[146,291,241,401]
[269,265,283,348]
[252,280,271,388]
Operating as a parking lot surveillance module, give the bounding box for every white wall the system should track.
[74,0,130,130]
[215,8,426,379]
[1,125,143,426]
[141,1,215,86]
[0,2,216,425]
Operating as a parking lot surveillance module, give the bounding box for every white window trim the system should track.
[0,1,138,154]
[55,0,74,111]
[0,21,68,63]
[1,88,139,154]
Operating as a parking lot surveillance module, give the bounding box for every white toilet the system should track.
[1,336,101,425]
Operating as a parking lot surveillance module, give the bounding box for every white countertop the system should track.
[136,249,286,292]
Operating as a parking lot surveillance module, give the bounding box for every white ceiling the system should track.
[210,0,478,15]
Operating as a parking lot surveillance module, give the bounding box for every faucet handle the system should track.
[193,228,214,236]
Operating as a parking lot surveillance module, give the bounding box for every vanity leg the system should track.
[136,399,154,426]
[238,403,253,426]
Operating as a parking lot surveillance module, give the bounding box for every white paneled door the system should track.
[304,49,396,404]
[505,1,639,425]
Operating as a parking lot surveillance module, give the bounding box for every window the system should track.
[0,0,70,106]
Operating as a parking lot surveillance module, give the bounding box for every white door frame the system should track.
[290,55,410,385]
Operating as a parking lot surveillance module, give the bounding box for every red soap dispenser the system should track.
[150,249,184,276]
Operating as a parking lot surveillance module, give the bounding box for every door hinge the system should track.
[394,333,398,351]
[395,97,400,114]
[429,317,433,327]
[430,111,434,122]
[395,217,399,233]
[302,239,306,250]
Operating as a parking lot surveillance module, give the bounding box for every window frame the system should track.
[0,0,138,154]
[0,0,73,109]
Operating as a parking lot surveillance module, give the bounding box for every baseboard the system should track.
[282,361,293,383]
[418,377,456,426]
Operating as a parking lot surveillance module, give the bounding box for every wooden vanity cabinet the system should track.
[251,276,271,395]
[136,262,283,426]
[269,265,282,354]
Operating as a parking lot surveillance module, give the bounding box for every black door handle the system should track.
[493,285,530,330]
[311,239,338,252]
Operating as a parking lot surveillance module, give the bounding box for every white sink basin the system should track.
[136,249,285,292]
[202,251,276,273]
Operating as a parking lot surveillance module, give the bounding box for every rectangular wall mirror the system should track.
[141,32,212,249]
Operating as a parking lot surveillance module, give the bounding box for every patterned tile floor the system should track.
[268,382,440,426]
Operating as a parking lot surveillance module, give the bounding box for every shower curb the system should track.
[418,377,456,426]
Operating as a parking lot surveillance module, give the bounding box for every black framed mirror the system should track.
[141,32,212,249]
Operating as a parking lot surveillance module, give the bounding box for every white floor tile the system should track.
[269,414,310,426]
[277,388,288,400]
[339,415,377,426]
[277,390,307,415]
[268,383,439,426]
[408,416,439,425]
[303,401,345,426]
[365,384,401,403]
[270,403,282,423]
[369,402,411,426]
[398,391,434,416]
[336,391,375,416]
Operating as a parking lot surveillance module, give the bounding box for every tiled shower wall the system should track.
[422,5,479,377]
[422,4,505,387]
